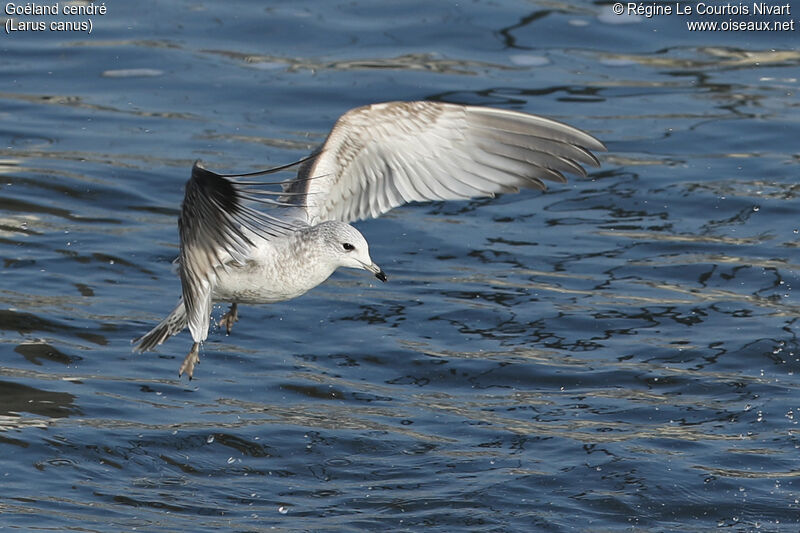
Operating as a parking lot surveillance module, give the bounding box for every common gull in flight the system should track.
[133,101,606,378]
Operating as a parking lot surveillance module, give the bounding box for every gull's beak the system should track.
[363,261,388,282]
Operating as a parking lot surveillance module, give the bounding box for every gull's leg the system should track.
[218,303,239,335]
[179,342,200,379]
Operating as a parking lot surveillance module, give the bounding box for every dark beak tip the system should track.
[375,271,388,282]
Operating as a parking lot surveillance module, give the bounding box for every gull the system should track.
[132,101,605,378]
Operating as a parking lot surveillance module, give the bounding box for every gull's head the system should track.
[316,221,387,282]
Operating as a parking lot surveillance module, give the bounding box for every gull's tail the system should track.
[132,299,188,353]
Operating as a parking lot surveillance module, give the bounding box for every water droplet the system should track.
[227,456,235,464]
[278,505,289,514]
[206,434,215,444]
[753,206,760,212]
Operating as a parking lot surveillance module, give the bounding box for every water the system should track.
[1,1,799,530]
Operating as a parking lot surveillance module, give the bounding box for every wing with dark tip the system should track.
[178,162,303,341]
[282,101,606,225]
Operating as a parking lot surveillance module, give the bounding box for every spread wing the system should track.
[282,101,606,225]
[177,102,605,339]
[178,163,302,341]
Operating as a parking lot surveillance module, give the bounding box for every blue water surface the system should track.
[1,1,798,531]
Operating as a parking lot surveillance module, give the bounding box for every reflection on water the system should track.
[0,91,200,120]
[0,0,798,530]
[204,49,518,76]
[594,47,800,70]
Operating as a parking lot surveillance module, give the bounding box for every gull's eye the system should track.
[342,242,355,252]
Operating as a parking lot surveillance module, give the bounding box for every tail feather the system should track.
[132,299,188,353]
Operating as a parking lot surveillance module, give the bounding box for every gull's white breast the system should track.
[211,230,337,304]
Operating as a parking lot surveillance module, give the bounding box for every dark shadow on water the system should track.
[0,380,78,419]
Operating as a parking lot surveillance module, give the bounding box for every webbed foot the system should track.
[179,342,200,379]
[218,303,239,335]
